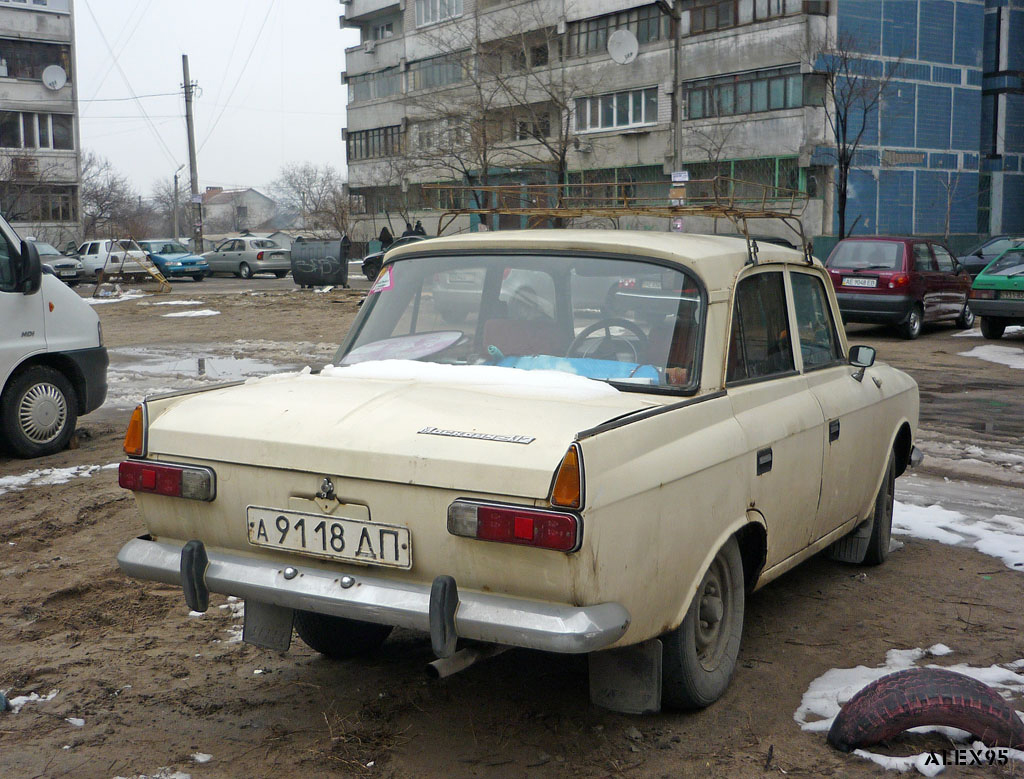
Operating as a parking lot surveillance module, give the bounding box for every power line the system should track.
[81,0,156,113]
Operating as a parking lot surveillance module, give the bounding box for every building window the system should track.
[346,126,403,161]
[684,156,808,199]
[514,112,551,141]
[415,0,463,27]
[568,5,668,58]
[0,184,77,223]
[371,21,394,40]
[576,87,658,132]
[348,67,401,103]
[408,52,468,91]
[0,38,72,80]
[683,0,795,36]
[685,65,802,119]
[0,111,74,150]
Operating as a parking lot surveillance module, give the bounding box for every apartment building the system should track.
[0,0,80,245]
[340,0,1019,244]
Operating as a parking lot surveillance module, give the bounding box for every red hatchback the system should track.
[825,237,975,339]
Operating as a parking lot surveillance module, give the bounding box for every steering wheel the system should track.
[567,318,648,362]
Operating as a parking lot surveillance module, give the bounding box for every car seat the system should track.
[482,318,567,357]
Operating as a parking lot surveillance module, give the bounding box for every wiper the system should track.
[859,264,893,270]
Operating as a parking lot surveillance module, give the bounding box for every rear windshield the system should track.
[984,249,1024,276]
[827,241,904,270]
[252,240,279,249]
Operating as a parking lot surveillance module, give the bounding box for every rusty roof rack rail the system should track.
[422,177,814,265]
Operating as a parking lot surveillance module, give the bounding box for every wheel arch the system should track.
[2,353,84,412]
[891,421,913,478]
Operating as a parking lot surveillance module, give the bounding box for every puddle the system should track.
[105,346,301,409]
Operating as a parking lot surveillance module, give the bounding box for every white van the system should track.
[1,212,107,457]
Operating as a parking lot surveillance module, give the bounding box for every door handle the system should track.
[756,447,773,475]
[829,419,840,443]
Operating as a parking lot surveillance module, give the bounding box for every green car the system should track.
[969,246,1024,339]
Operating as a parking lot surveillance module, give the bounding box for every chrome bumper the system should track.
[117,537,630,654]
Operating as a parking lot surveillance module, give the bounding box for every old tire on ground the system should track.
[899,304,923,340]
[662,536,744,709]
[293,610,392,659]
[980,317,1005,340]
[955,303,975,329]
[274,270,288,278]
[238,262,253,279]
[862,451,896,566]
[1,365,78,458]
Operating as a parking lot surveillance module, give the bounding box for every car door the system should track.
[0,233,46,383]
[932,243,967,318]
[789,269,884,542]
[209,240,233,272]
[911,242,941,321]
[726,269,825,566]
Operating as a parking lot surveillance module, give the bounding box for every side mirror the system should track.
[17,239,42,295]
[849,344,876,382]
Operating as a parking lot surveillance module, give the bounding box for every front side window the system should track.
[726,271,793,383]
[932,245,955,273]
[912,243,935,271]
[336,254,705,392]
[790,272,843,369]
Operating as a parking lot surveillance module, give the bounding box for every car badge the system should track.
[418,426,535,445]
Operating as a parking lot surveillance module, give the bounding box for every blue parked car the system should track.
[139,239,209,281]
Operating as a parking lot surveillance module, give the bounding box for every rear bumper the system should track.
[968,299,1024,320]
[835,292,915,324]
[117,536,630,654]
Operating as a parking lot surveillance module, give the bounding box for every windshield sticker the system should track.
[369,265,394,295]
[418,426,535,445]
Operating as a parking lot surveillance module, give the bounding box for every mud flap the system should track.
[429,575,459,659]
[828,518,873,563]
[242,600,294,651]
[180,539,210,613]
[589,638,662,714]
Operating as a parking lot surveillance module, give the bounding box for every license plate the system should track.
[449,272,475,283]
[843,276,877,288]
[58,270,76,277]
[1001,290,1024,300]
[246,506,411,569]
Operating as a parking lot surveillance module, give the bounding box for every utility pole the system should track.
[182,55,203,252]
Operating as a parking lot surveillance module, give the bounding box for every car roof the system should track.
[385,230,812,292]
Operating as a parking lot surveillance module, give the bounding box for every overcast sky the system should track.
[76,0,360,196]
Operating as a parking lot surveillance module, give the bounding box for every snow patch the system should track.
[954,325,1024,338]
[4,689,59,714]
[958,345,1024,370]
[113,770,192,779]
[928,644,954,657]
[320,359,622,399]
[65,717,84,727]
[893,501,1024,571]
[0,464,115,497]
[152,299,204,306]
[191,753,212,764]
[84,289,148,305]
[161,308,220,318]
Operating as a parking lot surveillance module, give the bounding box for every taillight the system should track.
[257,251,264,260]
[550,443,584,509]
[970,288,995,299]
[123,404,145,456]
[888,274,910,289]
[119,460,216,501]
[447,500,580,552]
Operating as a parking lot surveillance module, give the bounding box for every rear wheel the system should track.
[1,366,78,458]
[899,304,923,340]
[238,262,253,279]
[955,303,975,329]
[293,610,392,659]
[662,537,744,709]
[363,260,381,281]
[980,317,1005,340]
[192,274,205,282]
[274,270,288,279]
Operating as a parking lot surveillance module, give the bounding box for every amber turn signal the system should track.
[550,444,583,509]
[123,405,145,456]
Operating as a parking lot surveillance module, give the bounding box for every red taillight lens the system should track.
[888,274,910,289]
[257,251,264,260]
[448,501,580,552]
[970,288,995,299]
[119,460,216,501]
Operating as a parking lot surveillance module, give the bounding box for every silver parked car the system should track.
[33,241,83,286]
[202,238,291,279]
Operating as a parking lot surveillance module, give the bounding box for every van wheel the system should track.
[980,318,1005,340]
[293,610,392,659]
[238,263,253,279]
[662,536,744,709]
[899,304,923,340]
[955,303,975,329]
[1,366,78,458]
[862,451,896,566]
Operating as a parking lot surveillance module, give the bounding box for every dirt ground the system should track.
[1,284,1023,778]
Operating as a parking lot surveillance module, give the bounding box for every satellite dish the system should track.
[607,29,639,65]
[42,64,67,90]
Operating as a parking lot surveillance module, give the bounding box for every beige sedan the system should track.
[202,237,290,279]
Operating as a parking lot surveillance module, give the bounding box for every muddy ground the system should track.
[1,283,1023,778]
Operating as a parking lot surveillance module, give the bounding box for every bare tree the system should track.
[80,150,140,238]
[150,176,190,238]
[271,162,352,237]
[807,34,901,238]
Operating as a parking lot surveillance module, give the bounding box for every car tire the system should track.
[862,451,896,566]
[1,366,78,458]
[899,304,923,340]
[980,317,1005,340]
[192,274,205,282]
[238,263,253,279]
[292,610,392,659]
[661,536,744,709]
[274,270,288,279]
[955,303,975,329]
[363,261,381,281]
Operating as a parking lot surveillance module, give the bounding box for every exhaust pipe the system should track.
[426,644,510,679]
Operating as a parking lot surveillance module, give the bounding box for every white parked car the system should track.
[76,239,154,278]
[116,231,920,712]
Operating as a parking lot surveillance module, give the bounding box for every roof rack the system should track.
[422,177,814,265]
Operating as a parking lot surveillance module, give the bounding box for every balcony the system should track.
[343,0,402,24]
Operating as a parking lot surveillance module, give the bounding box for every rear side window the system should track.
[827,241,903,270]
[791,273,843,369]
[727,272,794,384]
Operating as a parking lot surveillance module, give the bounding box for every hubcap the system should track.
[694,555,734,671]
[18,382,67,444]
